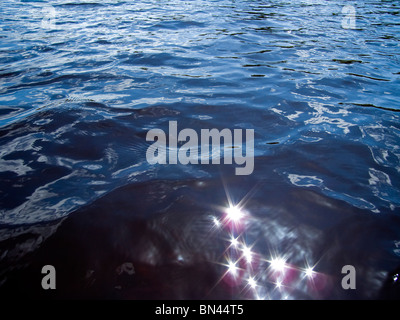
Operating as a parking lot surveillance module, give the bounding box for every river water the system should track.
[0,0,400,299]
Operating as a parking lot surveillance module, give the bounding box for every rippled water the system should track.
[1,0,400,299]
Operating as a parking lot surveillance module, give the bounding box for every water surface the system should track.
[0,0,400,299]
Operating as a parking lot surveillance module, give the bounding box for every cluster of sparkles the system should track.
[210,204,325,300]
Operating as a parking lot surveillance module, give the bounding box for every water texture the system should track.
[0,0,400,299]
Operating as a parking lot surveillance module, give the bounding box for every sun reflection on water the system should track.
[208,192,327,300]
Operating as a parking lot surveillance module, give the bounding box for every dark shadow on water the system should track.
[1,176,400,299]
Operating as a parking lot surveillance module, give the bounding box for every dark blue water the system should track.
[1,0,400,299]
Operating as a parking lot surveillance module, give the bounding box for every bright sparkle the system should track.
[248,277,257,289]
[212,216,221,228]
[228,260,238,277]
[270,257,286,272]
[230,236,239,248]
[226,205,243,222]
[242,245,253,263]
[276,280,282,289]
[305,267,314,278]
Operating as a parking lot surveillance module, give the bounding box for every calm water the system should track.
[1,0,400,299]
